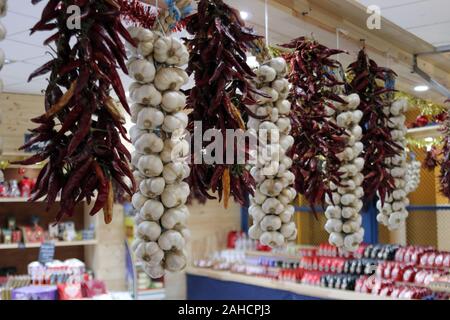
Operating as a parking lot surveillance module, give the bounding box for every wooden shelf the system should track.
[0,197,61,203]
[407,125,442,139]
[0,240,98,250]
[186,267,396,300]
[4,164,44,170]
[245,250,302,261]
[0,151,34,163]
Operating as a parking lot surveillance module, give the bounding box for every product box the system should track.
[57,283,83,300]
[11,285,57,300]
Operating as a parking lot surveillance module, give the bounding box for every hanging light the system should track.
[414,85,429,92]
[240,11,249,20]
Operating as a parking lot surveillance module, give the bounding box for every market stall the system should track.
[0,0,450,301]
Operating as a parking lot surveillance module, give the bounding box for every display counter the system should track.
[186,267,393,300]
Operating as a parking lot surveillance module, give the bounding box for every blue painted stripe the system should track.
[407,205,450,211]
[295,205,450,213]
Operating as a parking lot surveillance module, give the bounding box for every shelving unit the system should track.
[0,240,98,250]
[407,125,442,139]
[187,267,394,300]
[0,197,62,203]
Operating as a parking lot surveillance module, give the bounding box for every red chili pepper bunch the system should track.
[117,0,158,29]
[440,101,450,199]
[183,0,259,207]
[281,37,348,208]
[14,0,137,223]
[345,49,400,203]
[423,146,440,171]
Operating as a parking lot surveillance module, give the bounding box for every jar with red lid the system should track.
[379,285,394,297]
[434,253,444,268]
[403,268,416,283]
[414,270,427,285]
[383,263,392,279]
[443,254,450,268]
[404,249,413,263]
[427,252,436,267]
[391,264,403,281]
[419,253,429,267]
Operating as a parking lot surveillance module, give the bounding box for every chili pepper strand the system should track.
[281,37,348,209]
[376,99,410,230]
[345,49,400,202]
[14,0,135,223]
[325,94,365,252]
[247,58,298,248]
[0,0,6,155]
[117,0,158,29]
[126,26,191,279]
[439,101,450,200]
[184,0,259,206]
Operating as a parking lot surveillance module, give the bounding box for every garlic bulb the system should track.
[128,58,156,83]
[248,59,297,248]
[129,83,162,106]
[377,99,410,230]
[0,21,6,41]
[0,48,4,71]
[154,37,189,66]
[405,160,421,194]
[140,199,165,221]
[325,94,365,252]
[139,177,166,198]
[128,28,191,279]
[154,67,188,92]
[0,0,7,18]
[135,133,164,154]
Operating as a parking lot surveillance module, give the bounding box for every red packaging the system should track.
[435,253,444,268]
[427,253,436,267]
[383,263,392,279]
[414,270,427,285]
[12,230,22,243]
[81,280,107,298]
[419,253,429,267]
[379,285,394,297]
[391,264,402,282]
[57,283,83,300]
[443,254,450,268]
[227,231,240,249]
[403,268,416,283]
[404,249,412,263]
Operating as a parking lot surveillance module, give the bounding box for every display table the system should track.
[186,267,393,300]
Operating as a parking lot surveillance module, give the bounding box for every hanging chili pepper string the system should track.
[184,0,260,207]
[282,37,348,210]
[15,0,136,223]
[345,48,400,203]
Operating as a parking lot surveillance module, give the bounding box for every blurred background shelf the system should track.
[0,240,98,250]
[0,197,61,203]
[407,125,442,139]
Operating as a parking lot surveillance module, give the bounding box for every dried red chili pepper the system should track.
[184,0,258,206]
[345,48,400,201]
[14,0,152,222]
[281,37,348,209]
[424,146,440,171]
[440,101,450,199]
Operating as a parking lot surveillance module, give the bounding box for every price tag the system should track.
[38,242,55,264]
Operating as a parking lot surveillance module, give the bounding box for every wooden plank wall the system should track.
[0,93,42,154]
